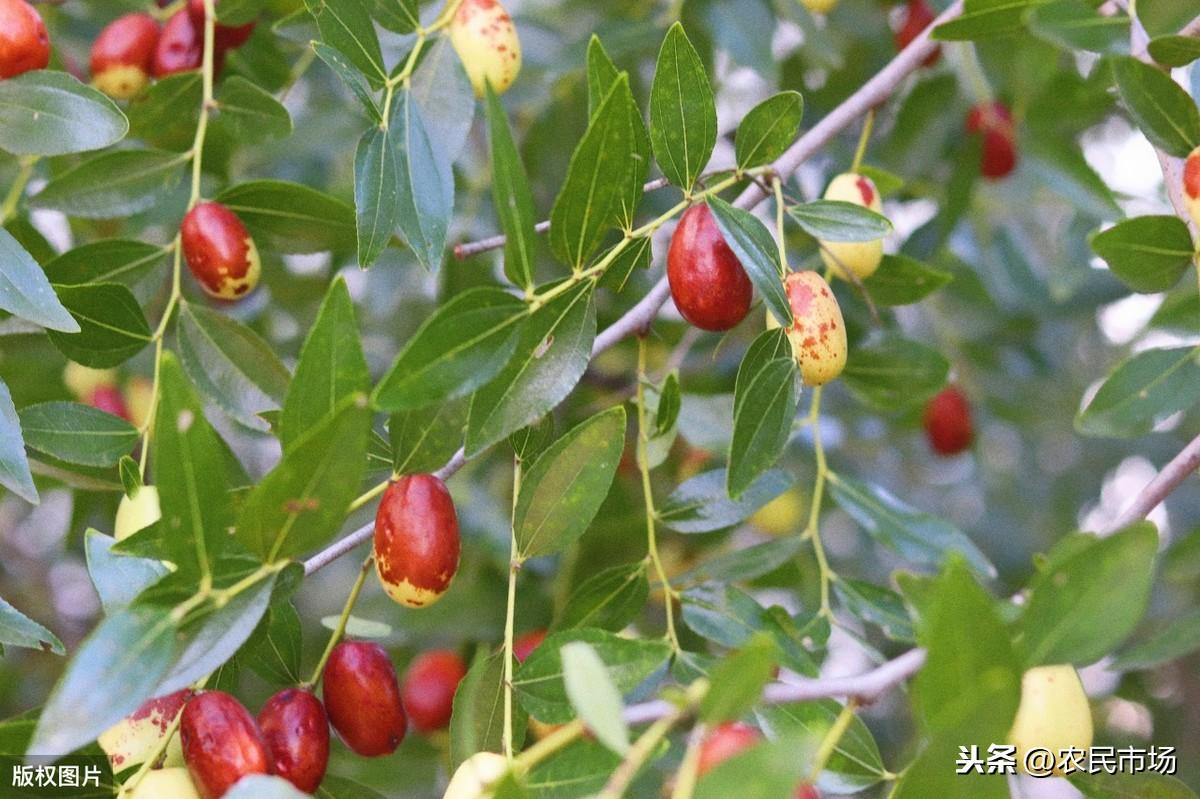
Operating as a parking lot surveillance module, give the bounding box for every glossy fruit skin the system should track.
[402,650,468,733]
[153,10,215,78]
[186,0,256,52]
[513,629,546,663]
[449,0,521,97]
[767,272,848,386]
[1008,665,1093,775]
[180,202,261,300]
[667,204,754,332]
[91,14,160,100]
[257,688,329,794]
[1184,146,1200,230]
[99,689,191,772]
[323,641,407,756]
[129,767,202,799]
[444,751,509,799]
[894,0,940,67]
[89,385,131,420]
[0,0,49,79]
[923,386,973,456]
[180,691,271,799]
[115,485,162,541]
[819,172,885,281]
[374,475,461,608]
[697,722,761,776]
[966,101,1017,180]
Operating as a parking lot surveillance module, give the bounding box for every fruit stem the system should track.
[503,456,523,760]
[348,478,391,514]
[307,554,374,688]
[669,723,707,799]
[0,156,37,225]
[636,338,681,653]
[515,719,586,770]
[772,176,788,276]
[595,708,686,799]
[806,697,859,782]
[801,387,836,620]
[850,110,874,174]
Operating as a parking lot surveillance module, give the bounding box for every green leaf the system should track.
[0,228,79,332]
[549,75,634,269]
[390,90,455,271]
[706,197,790,327]
[554,561,649,633]
[178,301,290,432]
[128,72,202,150]
[1076,346,1200,438]
[236,395,370,561]
[649,23,716,191]
[450,650,526,769]
[47,283,151,368]
[526,739,620,799]
[0,593,62,654]
[1147,35,1200,67]
[700,634,777,723]
[31,149,187,219]
[18,402,138,467]
[787,201,892,242]
[681,583,823,676]
[934,0,1045,40]
[865,255,952,306]
[316,776,390,799]
[390,399,467,475]
[1090,215,1195,294]
[354,124,400,268]
[373,286,526,411]
[585,37,649,230]
[735,92,804,170]
[1071,771,1200,798]
[678,537,804,586]
[841,335,949,413]
[84,530,168,614]
[694,738,805,799]
[586,35,621,118]
[410,37,475,164]
[466,282,596,457]
[1110,607,1200,671]
[28,604,176,757]
[561,641,630,755]
[44,240,168,287]
[514,407,626,559]
[0,378,37,504]
[312,41,380,122]
[833,578,915,643]
[728,358,797,499]
[371,0,419,33]
[759,700,886,793]
[1111,55,1200,157]
[514,628,671,723]
[304,0,386,87]
[280,278,368,450]
[0,70,128,157]
[827,473,996,579]
[241,601,302,684]
[216,180,356,255]
[1026,1,1129,54]
[215,76,293,143]
[658,469,792,534]
[485,84,538,291]
[1018,522,1157,666]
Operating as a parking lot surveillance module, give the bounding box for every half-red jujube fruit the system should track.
[180,201,261,300]
[667,204,754,332]
[373,475,461,608]
[323,641,407,757]
[90,13,160,99]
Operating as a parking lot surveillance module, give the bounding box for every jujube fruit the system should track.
[374,474,461,608]
[819,172,885,281]
[127,767,202,799]
[512,629,546,663]
[667,204,754,332]
[1184,146,1200,229]
[444,751,509,799]
[966,101,1017,180]
[64,363,118,402]
[894,0,940,67]
[257,688,329,794]
[402,649,468,733]
[449,0,521,97]
[1007,665,1093,774]
[152,11,203,78]
[323,641,407,756]
[115,485,162,541]
[180,691,271,799]
[800,0,839,14]
[767,271,848,386]
[91,14,160,100]
[923,386,972,456]
[0,0,49,79]
[794,785,821,799]
[186,0,255,52]
[750,490,804,536]
[697,722,761,775]
[180,202,261,300]
[88,384,131,420]
[98,688,191,772]
[125,375,156,429]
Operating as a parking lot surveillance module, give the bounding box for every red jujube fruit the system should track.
[257,688,329,794]
[513,629,546,663]
[180,691,271,799]
[88,385,130,420]
[401,649,468,733]
[152,10,203,77]
[187,0,256,52]
[180,202,261,300]
[966,101,1018,180]
[894,0,940,66]
[0,0,49,79]
[924,385,973,456]
[667,204,753,332]
[697,722,761,775]
[90,14,160,99]
[323,641,407,756]
[373,475,461,608]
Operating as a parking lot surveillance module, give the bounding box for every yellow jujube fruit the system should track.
[123,768,200,799]
[444,751,510,799]
[1007,665,1094,774]
[115,485,161,542]
[125,376,156,430]
[767,271,848,386]
[449,0,521,97]
[1184,146,1200,230]
[801,0,840,15]
[750,490,804,536]
[819,172,885,281]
